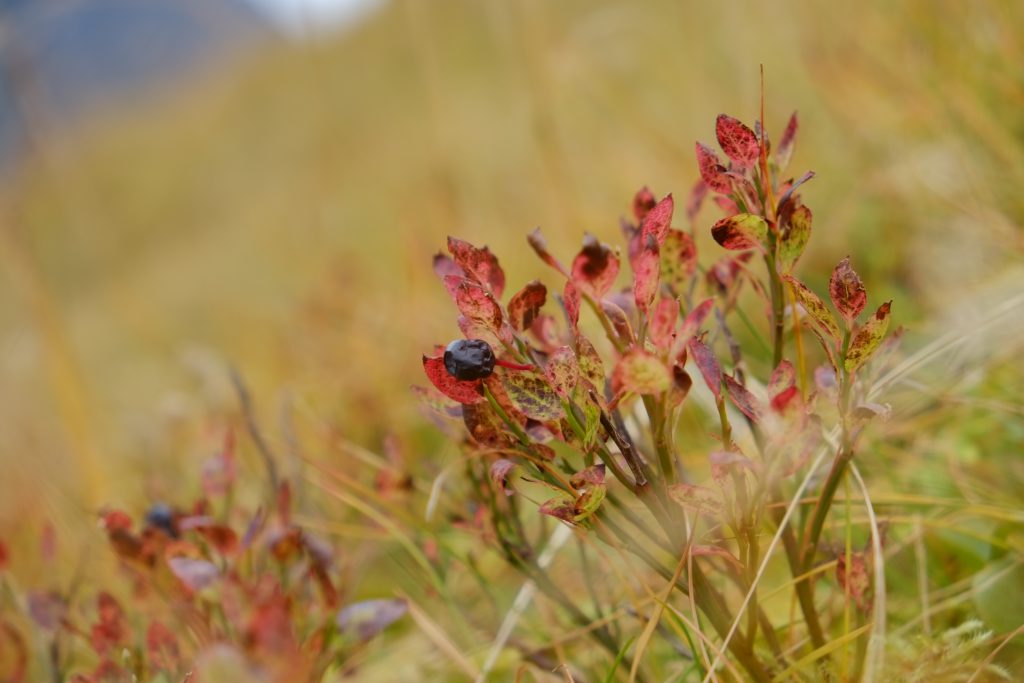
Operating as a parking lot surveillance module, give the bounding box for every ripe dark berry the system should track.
[144,503,178,538]
[443,339,495,381]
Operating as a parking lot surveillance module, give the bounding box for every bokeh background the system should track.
[1,0,1022,677]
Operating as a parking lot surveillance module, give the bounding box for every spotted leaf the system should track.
[544,346,580,398]
[695,142,731,193]
[660,229,697,295]
[502,373,562,421]
[829,257,867,325]
[571,234,620,299]
[784,275,840,343]
[711,213,768,251]
[447,237,505,298]
[844,301,892,373]
[715,114,760,168]
[640,194,674,246]
[779,204,812,272]
[508,280,547,331]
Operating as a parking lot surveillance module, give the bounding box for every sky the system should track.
[244,0,385,37]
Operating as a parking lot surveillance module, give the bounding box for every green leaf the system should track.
[784,275,841,343]
[844,301,892,372]
[660,229,698,295]
[502,373,562,421]
[613,350,671,396]
[576,335,605,391]
[711,213,768,251]
[778,204,812,272]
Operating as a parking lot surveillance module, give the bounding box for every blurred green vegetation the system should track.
[0,0,1022,679]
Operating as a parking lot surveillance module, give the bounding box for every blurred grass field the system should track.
[1,0,1023,679]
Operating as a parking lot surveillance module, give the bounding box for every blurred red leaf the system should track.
[711,213,768,251]
[723,375,762,422]
[633,238,660,314]
[146,621,180,672]
[40,522,56,564]
[695,142,731,193]
[463,400,514,447]
[0,540,8,571]
[571,234,620,299]
[640,194,674,246]
[570,464,606,489]
[527,228,569,276]
[686,180,708,221]
[673,298,714,357]
[507,281,546,331]
[422,355,483,405]
[432,253,464,281]
[447,236,505,298]
[688,336,722,400]
[784,275,840,343]
[836,551,871,611]
[632,186,657,221]
[490,459,517,496]
[90,593,127,657]
[715,114,760,168]
[538,497,576,524]
[563,280,580,331]
[775,111,799,171]
[544,346,580,399]
[648,297,679,349]
[845,301,892,373]
[829,257,867,325]
[660,229,697,296]
[613,350,671,396]
[778,204,812,272]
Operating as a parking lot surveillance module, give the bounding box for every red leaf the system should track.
[432,253,464,281]
[829,257,867,325]
[90,593,127,656]
[570,464,606,489]
[845,301,892,373]
[539,496,577,524]
[463,401,513,446]
[447,236,505,298]
[768,360,796,398]
[544,346,579,398]
[507,280,547,331]
[452,278,504,332]
[490,460,517,496]
[775,111,799,171]
[688,336,721,400]
[563,280,580,331]
[836,551,871,611]
[723,375,762,422]
[613,350,671,396]
[527,228,568,276]
[711,213,768,251]
[147,621,181,672]
[695,142,731,193]
[648,297,679,349]
[686,180,708,221]
[660,229,697,295]
[0,540,8,571]
[784,275,841,343]
[715,114,760,168]
[633,238,660,314]
[571,234,620,299]
[640,194,674,246]
[672,298,714,358]
[632,186,656,221]
[422,355,483,405]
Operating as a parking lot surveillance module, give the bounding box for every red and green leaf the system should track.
[490,459,518,496]
[463,401,514,446]
[716,114,760,169]
[829,257,867,325]
[544,346,580,398]
[570,464,606,489]
[660,229,698,295]
[613,350,671,396]
[447,236,506,298]
[507,280,547,331]
[784,275,840,343]
[695,142,732,193]
[778,204,812,272]
[452,278,504,332]
[422,355,483,404]
[844,301,892,373]
[711,213,769,251]
[571,234,620,299]
[502,373,562,421]
[576,336,605,391]
[674,299,715,356]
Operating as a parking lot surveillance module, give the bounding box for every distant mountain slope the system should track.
[0,0,272,164]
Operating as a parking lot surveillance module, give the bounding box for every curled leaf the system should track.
[527,228,568,276]
[447,237,505,298]
[571,235,620,299]
[829,257,867,325]
[715,114,760,168]
[845,301,892,373]
[614,349,671,396]
[695,142,731,193]
[422,355,483,405]
[711,213,768,251]
[508,281,546,331]
[490,460,517,496]
[539,496,576,524]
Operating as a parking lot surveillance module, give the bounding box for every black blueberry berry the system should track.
[443,339,495,381]
[144,502,178,538]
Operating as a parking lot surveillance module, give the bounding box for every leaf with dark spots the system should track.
[527,228,569,276]
[633,238,660,314]
[570,464,606,489]
[688,336,722,400]
[648,297,679,349]
[563,280,580,331]
[613,350,671,396]
[695,142,732,193]
[845,301,892,373]
[544,346,579,398]
[686,180,708,222]
[775,111,798,171]
[632,186,657,221]
[538,496,576,524]
[784,275,841,343]
[571,234,620,299]
[463,400,513,446]
[490,460,517,496]
[422,355,483,405]
[484,375,530,425]
[829,257,867,325]
[502,373,562,421]
[508,280,547,331]
[167,557,219,592]
[453,279,504,332]
[337,599,407,642]
[447,236,505,298]
[432,253,464,281]
[660,229,698,295]
[715,114,760,168]
[723,375,762,422]
[711,213,768,251]
[576,336,605,391]
[778,204,812,272]
[640,194,674,246]
[573,484,606,521]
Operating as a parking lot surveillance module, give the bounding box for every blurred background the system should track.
[0,0,1022,673]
